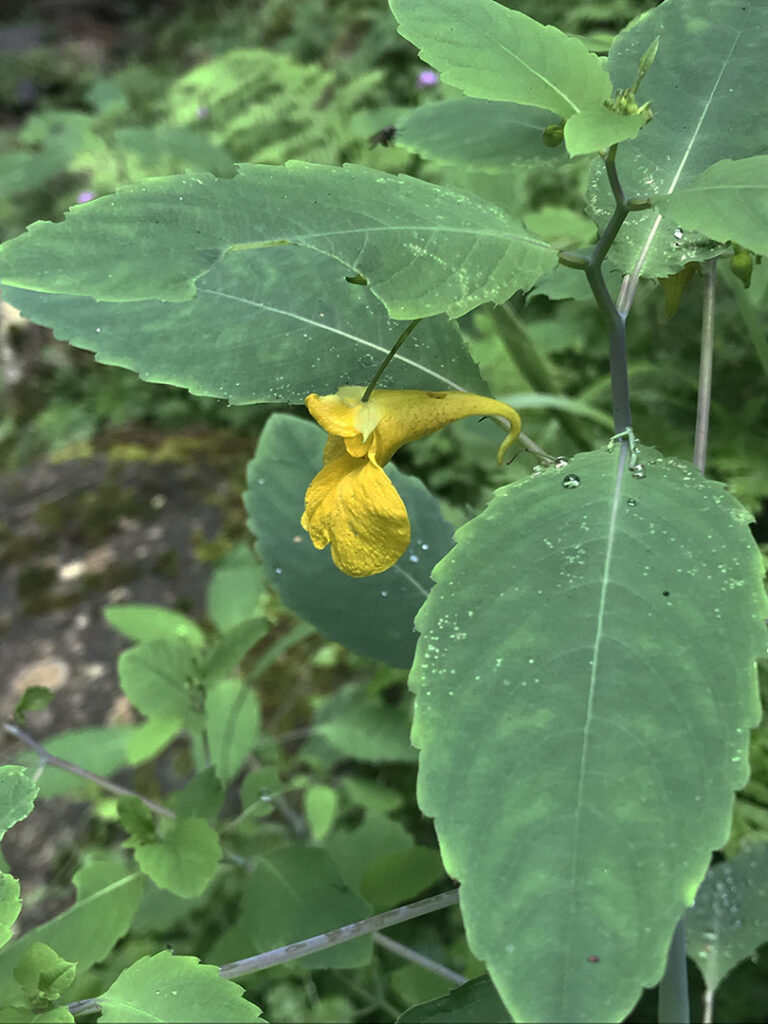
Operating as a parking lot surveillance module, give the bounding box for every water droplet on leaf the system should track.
[562,474,580,489]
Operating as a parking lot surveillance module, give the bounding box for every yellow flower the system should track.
[302,387,521,577]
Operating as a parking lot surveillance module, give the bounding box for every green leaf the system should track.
[304,784,339,843]
[326,814,414,891]
[588,0,768,276]
[130,817,221,898]
[206,544,268,633]
[655,156,768,257]
[397,976,511,1023]
[686,840,768,991]
[104,604,205,647]
[0,766,38,839]
[170,768,224,823]
[244,414,455,668]
[0,1009,74,1023]
[13,943,76,1005]
[117,796,157,845]
[98,951,264,1023]
[0,873,21,948]
[0,163,556,320]
[410,445,766,1021]
[5,724,177,799]
[360,846,445,911]
[390,0,609,117]
[0,854,143,1005]
[200,619,269,684]
[118,639,197,725]
[563,105,645,157]
[14,687,54,725]
[237,846,372,969]
[313,684,417,764]
[397,99,561,171]
[204,679,261,785]
[1,250,486,405]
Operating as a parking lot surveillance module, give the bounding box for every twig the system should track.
[218,889,460,979]
[68,889,461,1018]
[693,260,717,472]
[2,722,174,818]
[372,932,467,986]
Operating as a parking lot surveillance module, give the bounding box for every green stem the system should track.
[559,145,633,433]
[586,146,632,433]
[658,919,691,1024]
[362,319,422,401]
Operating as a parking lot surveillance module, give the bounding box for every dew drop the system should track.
[562,474,580,489]
[381,590,388,597]
[673,227,684,239]
[532,465,543,475]
[626,498,637,507]
[631,464,646,479]
[554,456,569,469]
[274,567,283,575]
[409,554,419,563]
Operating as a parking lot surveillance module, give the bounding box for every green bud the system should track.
[542,122,564,148]
[730,250,753,289]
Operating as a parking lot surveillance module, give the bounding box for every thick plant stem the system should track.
[693,260,717,472]
[362,318,422,401]
[586,146,632,433]
[560,146,632,433]
[658,919,691,1024]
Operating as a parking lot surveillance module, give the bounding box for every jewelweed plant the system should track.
[0,0,767,1021]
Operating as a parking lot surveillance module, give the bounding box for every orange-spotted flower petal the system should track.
[301,449,410,577]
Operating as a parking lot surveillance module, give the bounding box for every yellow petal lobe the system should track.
[361,390,522,465]
[302,450,410,577]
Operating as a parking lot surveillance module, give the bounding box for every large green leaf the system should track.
[655,156,768,256]
[390,0,609,118]
[686,841,768,991]
[99,951,264,1023]
[396,99,560,171]
[588,0,768,276]
[410,445,766,1021]
[0,248,485,404]
[0,162,556,319]
[244,414,455,668]
[0,854,143,1005]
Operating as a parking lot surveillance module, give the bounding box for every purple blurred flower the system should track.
[76,190,96,203]
[417,69,439,88]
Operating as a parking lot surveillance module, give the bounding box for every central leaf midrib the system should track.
[559,443,628,1007]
